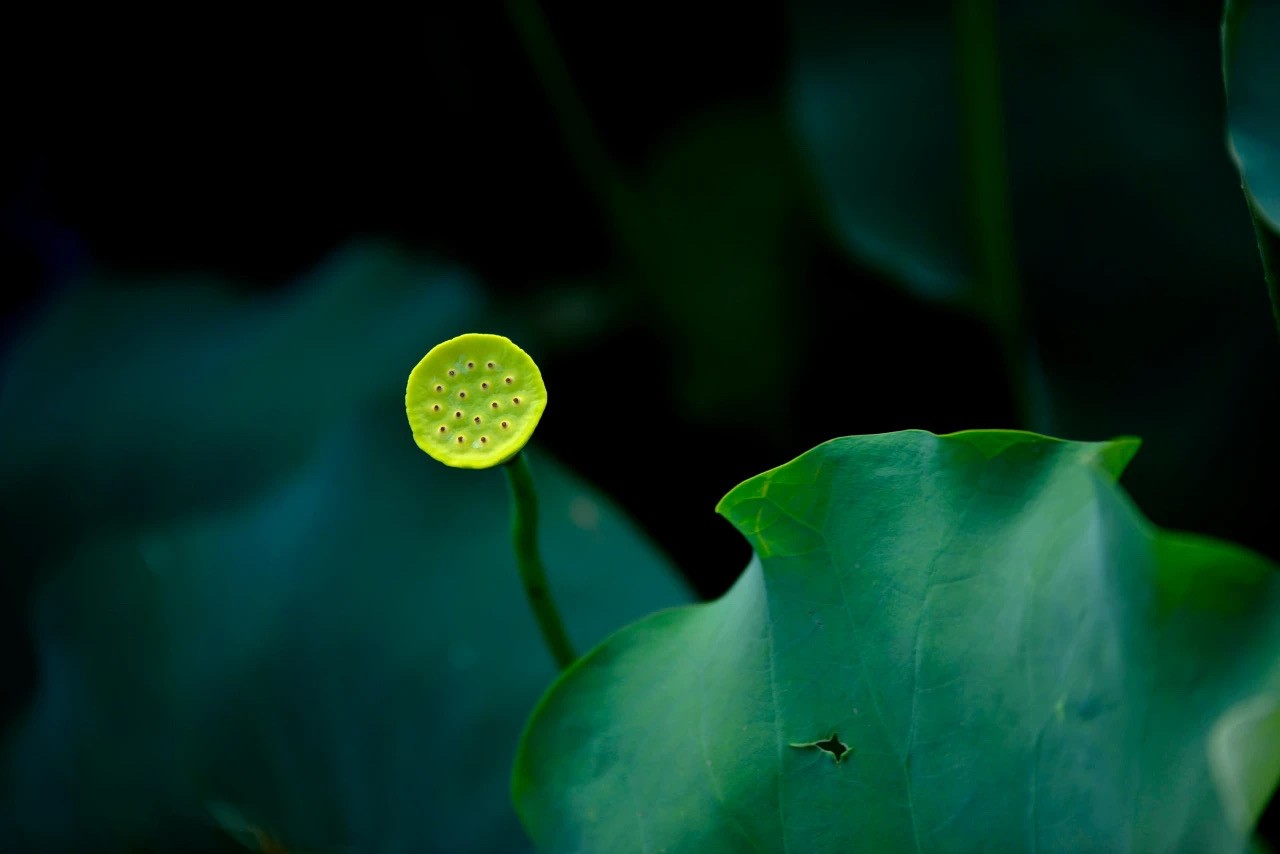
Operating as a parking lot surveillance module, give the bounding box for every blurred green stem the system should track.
[954,0,1033,425]
[506,0,635,233]
[504,452,576,670]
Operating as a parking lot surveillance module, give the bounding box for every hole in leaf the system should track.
[790,733,851,764]
[815,734,849,761]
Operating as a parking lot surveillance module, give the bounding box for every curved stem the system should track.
[954,0,1036,427]
[505,0,632,227]
[503,452,576,669]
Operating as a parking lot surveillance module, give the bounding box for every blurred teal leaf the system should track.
[789,3,1259,310]
[629,107,813,429]
[515,430,1280,851]
[0,243,477,543]
[790,6,971,302]
[0,245,691,852]
[507,2,811,427]
[788,2,1279,541]
[1223,0,1280,330]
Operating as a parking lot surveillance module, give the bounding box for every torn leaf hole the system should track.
[816,734,849,761]
[790,733,851,763]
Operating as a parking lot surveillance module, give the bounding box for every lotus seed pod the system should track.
[405,333,548,469]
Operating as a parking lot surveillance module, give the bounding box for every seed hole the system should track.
[480,436,488,444]
[481,382,489,390]
[491,402,499,409]
[448,370,455,377]
[438,426,446,433]
[512,397,520,405]
[505,377,513,384]
[454,411,462,418]
[473,416,481,424]
[432,404,440,412]
[435,385,444,392]
[466,361,475,369]
[457,435,465,443]
[458,391,467,399]
[487,361,495,369]
[501,421,509,429]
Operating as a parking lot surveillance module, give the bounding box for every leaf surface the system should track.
[515,430,1280,851]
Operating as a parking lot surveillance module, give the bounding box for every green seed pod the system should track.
[405,333,548,469]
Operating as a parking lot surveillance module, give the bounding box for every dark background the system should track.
[3,1,1278,850]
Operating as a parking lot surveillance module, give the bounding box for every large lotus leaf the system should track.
[1224,0,1280,323]
[514,430,1280,851]
[0,248,691,851]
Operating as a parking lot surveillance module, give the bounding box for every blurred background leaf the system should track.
[0,246,690,851]
[791,5,973,303]
[1223,0,1280,329]
[786,0,1280,555]
[626,105,815,433]
[0,244,475,544]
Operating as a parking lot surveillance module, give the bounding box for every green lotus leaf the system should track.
[514,430,1280,851]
